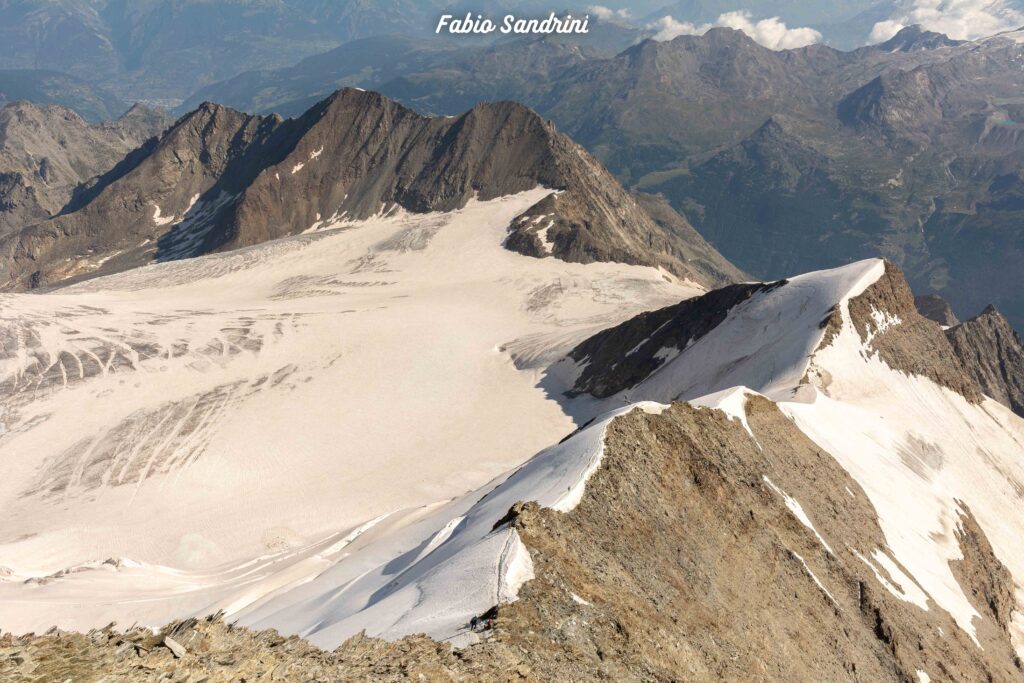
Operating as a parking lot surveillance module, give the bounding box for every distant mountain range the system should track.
[0,0,582,103]
[7,0,1017,107]
[171,25,1024,331]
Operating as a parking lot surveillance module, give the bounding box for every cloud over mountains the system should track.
[870,0,1024,43]
[647,11,822,49]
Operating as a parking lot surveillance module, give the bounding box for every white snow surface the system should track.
[609,259,885,404]
[151,204,175,226]
[782,290,1024,648]
[4,201,1024,658]
[0,189,700,640]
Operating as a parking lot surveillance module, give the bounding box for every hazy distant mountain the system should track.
[0,0,594,104]
[643,0,884,27]
[178,35,462,116]
[0,69,127,122]
[549,27,1024,329]
[179,30,639,118]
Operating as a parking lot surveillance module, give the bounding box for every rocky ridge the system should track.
[945,306,1024,418]
[0,89,740,292]
[837,262,984,403]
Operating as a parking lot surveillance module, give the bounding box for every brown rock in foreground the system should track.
[2,400,1019,682]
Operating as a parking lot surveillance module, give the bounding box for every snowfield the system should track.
[2,196,1024,658]
[0,190,698,637]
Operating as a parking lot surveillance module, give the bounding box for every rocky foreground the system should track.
[3,398,1022,682]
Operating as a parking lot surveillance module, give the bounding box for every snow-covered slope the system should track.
[3,211,1023,663]
[0,189,700,636]
[785,285,1024,651]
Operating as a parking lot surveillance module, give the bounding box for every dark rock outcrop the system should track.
[915,294,959,326]
[567,281,783,398]
[0,89,739,292]
[840,262,984,403]
[945,306,1024,417]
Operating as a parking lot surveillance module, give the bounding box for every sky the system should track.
[589,0,1024,49]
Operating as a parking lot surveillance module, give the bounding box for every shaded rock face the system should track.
[0,89,738,292]
[0,101,171,238]
[628,191,747,287]
[829,262,984,404]
[567,281,782,398]
[915,293,959,326]
[950,506,1016,636]
[837,68,944,147]
[945,306,1024,417]
[3,400,1020,681]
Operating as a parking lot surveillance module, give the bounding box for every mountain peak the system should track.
[877,25,963,52]
[699,26,757,45]
[0,89,739,292]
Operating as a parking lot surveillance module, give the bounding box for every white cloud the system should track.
[717,11,823,49]
[645,11,822,50]
[588,5,632,21]
[868,0,1024,43]
[646,15,711,41]
[868,19,907,44]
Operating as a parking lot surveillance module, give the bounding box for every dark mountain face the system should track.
[0,89,740,292]
[0,101,171,239]
[914,294,959,326]
[946,306,1024,417]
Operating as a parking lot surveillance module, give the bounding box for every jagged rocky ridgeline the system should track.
[913,292,1024,418]
[0,88,739,291]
